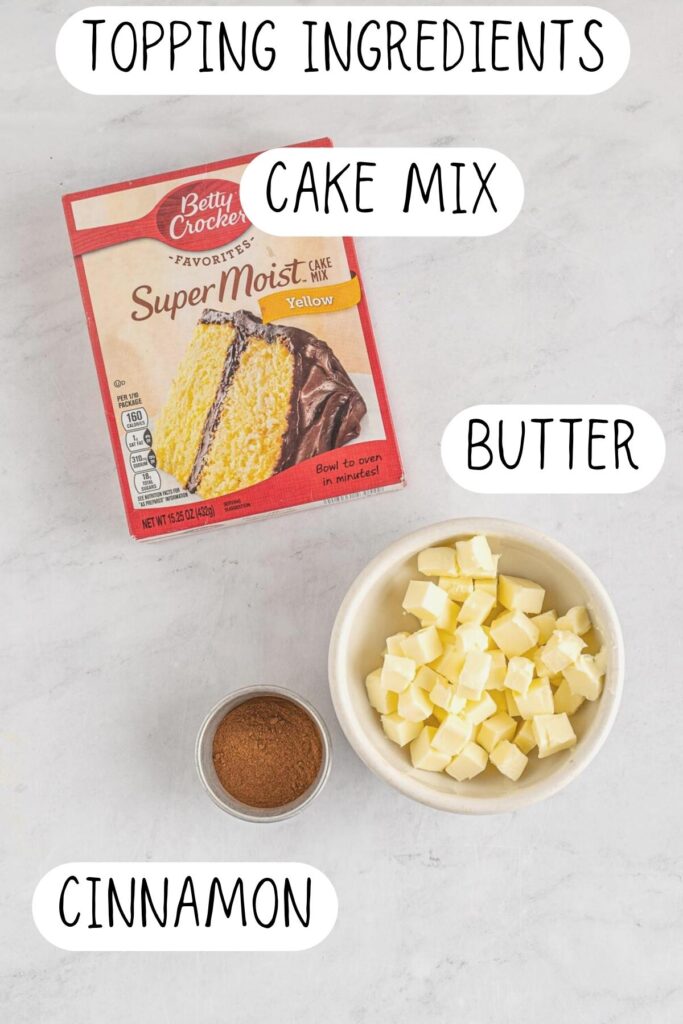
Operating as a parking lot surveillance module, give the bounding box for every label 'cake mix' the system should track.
[63,139,403,539]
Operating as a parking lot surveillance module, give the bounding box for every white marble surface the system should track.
[2,1,682,1021]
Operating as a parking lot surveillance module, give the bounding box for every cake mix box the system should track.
[63,139,403,540]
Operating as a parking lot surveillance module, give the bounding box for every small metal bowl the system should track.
[195,685,332,822]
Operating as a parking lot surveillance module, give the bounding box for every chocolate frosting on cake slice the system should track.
[188,309,367,492]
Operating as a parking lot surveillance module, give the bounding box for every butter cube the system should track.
[381,654,416,693]
[365,669,398,714]
[556,605,592,636]
[462,691,498,726]
[432,713,472,755]
[490,610,539,657]
[417,546,459,577]
[385,631,410,656]
[539,630,586,675]
[430,644,464,684]
[503,656,535,696]
[398,683,433,722]
[431,598,460,633]
[401,625,443,666]
[594,647,608,674]
[490,689,508,712]
[490,740,528,781]
[514,719,537,755]
[439,576,474,602]
[531,646,551,678]
[410,726,451,771]
[454,623,489,654]
[485,650,508,691]
[498,574,545,615]
[446,742,488,781]
[455,535,498,578]
[477,712,517,753]
[562,654,604,700]
[475,578,498,599]
[531,610,557,645]
[457,590,496,626]
[553,678,585,715]
[456,651,492,700]
[532,713,577,758]
[428,673,466,713]
[514,678,554,719]
[505,688,521,718]
[402,580,450,623]
[381,713,423,747]
[415,664,443,694]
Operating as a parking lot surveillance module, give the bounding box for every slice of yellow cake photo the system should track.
[154,309,367,499]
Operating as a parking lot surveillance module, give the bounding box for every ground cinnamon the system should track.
[212,696,323,809]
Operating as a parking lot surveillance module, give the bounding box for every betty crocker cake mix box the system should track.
[63,139,403,540]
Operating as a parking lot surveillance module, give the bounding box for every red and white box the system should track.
[63,139,403,539]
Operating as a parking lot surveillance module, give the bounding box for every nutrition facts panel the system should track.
[121,408,161,495]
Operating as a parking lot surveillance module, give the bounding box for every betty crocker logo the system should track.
[156,179,249,249]
[69,177,250,256]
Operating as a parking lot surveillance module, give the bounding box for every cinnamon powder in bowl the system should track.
[196,687,331,822]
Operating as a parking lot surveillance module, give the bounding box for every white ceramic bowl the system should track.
[329,518,623,814]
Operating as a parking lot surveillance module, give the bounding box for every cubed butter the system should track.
[485,649,508,691]
[532,712,577,758]
[430,644,464,684]
[498,574,545,615]
[398,682,433,723]
[514,718,537,755]
[432,713,472,755]
[553,678,585,715]
[385,631,410,656]
[556,605,592,636]
[462,691,498,726]
[490,689,508,712]
[381,653,416,693]
[490,610,539,657]
[381,713,423,747]
[432,598,460,633]
[455,535,498,578]
[456,651,492,701]
[365,669,398,714]
[514,677,554,719]
[531,610,557,645]
[446,742,488,781]
[505,688,521,718]
[415,664,444,693]
[401,625,443,666]
[490,739,528,781]
[503,655,535,696]
[457,589,496,626]
[477,712,517,753]
[402,580,451,624]
[475,578,498,599]
[531,646,551,678]
[454,623,489,655]
[439,576,474,602]
[410,726,451,771]
[428,673,466,714]
[417,546,459,578]
[539,630,586,675]
[562,654,604,700]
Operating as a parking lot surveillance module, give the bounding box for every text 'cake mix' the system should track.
[63,139,403,539]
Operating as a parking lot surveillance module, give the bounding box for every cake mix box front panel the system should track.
[63,140,403,539]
